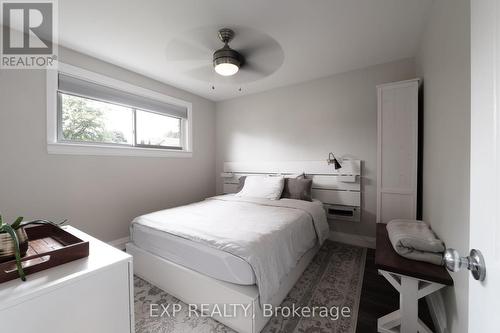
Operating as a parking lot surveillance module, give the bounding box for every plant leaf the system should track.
[11,216,23,230]
[19,219,66,228]
[2,224,26,281]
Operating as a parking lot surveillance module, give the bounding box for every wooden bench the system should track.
[375,223,453,333]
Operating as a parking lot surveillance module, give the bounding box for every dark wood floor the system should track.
[356,249,435,333]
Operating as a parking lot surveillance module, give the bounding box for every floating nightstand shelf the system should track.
[324,204,360,222]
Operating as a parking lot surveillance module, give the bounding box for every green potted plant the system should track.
[0,215,65,281]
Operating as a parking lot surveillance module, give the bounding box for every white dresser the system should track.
[0,226,134,333]
[377,79,421,223]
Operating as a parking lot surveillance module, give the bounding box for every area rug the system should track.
[134,241,367,333]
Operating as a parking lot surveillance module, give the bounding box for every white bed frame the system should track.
[127,159,361,333]
[127,242,320,333]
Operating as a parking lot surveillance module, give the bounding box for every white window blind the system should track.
[58,73,188,119]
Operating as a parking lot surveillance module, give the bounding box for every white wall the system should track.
[216,58,416,237]
[416,0,470,332]
[0,47,216,242]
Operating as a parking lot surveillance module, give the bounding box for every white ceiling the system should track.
[59,0,433,101]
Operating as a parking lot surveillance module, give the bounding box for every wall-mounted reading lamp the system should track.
[327,152,342,170]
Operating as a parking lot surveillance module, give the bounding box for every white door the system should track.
[469,0,500,331]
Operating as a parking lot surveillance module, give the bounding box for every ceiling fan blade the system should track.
[233,66,268,83]
[165,24,224,63]
[241,43,283,70]
[243,60,274,75]
[231,26,284,64]
[184,64,217,82]
[232,52,283,84]
[236,31,284,82]
[239,37,280,59]
[185,26,222,52]
[165,38,211,62]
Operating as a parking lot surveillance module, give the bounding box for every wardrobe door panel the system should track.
[377,79,420,223]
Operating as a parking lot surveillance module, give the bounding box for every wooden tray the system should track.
[0,224,89,283]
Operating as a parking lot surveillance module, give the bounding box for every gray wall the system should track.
[416,0,470,332]
[216,58,416,237]
[0,47,216,242]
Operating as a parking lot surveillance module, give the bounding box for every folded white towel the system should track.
[386,219,445,265]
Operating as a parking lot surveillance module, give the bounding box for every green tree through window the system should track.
[61,94,129,144]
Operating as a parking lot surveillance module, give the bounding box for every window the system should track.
[47,64,192,158]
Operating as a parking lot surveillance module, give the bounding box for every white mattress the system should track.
[131,223,256,285]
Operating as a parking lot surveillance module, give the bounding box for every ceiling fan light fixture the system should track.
[213,48,242,76]
[213,28,243,77]
[214,61,239,76]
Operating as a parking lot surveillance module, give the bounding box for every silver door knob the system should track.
[443,248,486,281]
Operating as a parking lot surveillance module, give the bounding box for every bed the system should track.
[126,160,361,333]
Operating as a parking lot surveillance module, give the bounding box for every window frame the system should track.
[47,63,193,158]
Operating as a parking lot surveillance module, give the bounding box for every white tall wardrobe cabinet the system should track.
[377,79,421,223]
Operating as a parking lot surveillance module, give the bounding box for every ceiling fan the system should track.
[165,26,284,84]
[213,28,244,76]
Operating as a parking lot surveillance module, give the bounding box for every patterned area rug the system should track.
[135,241,367,333]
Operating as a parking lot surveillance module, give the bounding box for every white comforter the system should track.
[131,195,329,305]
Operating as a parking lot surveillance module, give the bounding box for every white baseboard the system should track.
[426,291,448,333]
[108,236,130,250]
[328,231,376,249]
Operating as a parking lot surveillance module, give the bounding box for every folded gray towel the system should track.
[386,219,445,265]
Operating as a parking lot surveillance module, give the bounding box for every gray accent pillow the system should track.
[236,176,247,192]
[281,178,313,201]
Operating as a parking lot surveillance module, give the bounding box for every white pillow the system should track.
[235,176,285,200]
